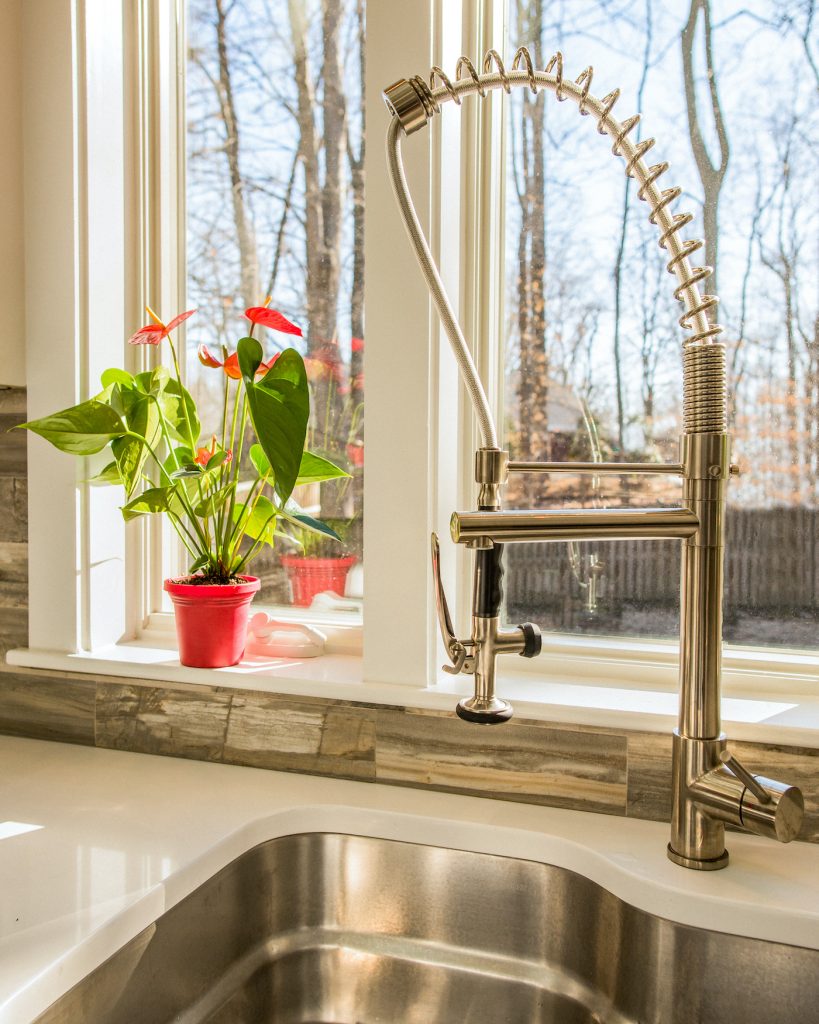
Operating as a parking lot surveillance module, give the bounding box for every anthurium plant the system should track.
[19,304,347,584]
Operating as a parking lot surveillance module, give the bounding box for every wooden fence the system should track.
[504,508,818,631]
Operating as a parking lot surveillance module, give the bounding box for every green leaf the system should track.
[19,399,126,455]
[277,502,342,543]
[113,394,160,497]
[193,481,235,519]
[201,449,229,474]
[232,494,278,546]
[134,366,171,395]
[159,378,201,450]
[238,342,308,504]
[296,450,349,486]
[101,368,135,390]
[87,461,122,486]
[249,442,271,479]
[170,463,203,479]
[188,553,210,574]
[163,447,194,477]
[121,485,183,522]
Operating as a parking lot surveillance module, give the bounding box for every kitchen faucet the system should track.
[383,48,804,869]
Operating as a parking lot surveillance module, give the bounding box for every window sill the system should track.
[7,639,819,749]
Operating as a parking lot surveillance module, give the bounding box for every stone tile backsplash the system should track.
[0,387,27,663]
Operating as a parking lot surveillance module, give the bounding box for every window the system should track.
[499,0,818,651]
[15,0,818,718]
[185,0,365,610]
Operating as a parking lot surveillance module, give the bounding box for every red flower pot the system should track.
[164,575,260,668]
[280,555,356,607]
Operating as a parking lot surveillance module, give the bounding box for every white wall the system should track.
[0,0,25,387]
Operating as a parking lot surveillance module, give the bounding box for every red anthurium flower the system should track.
[194,436,232,468]
[351,336,364,352]
[244,306,302,336]
[127,308,196,346]
[197,344,279,380]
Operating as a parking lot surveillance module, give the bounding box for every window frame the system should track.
[14,0,819,726]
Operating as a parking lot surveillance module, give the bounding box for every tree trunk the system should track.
[214,0,258,309]
[613,0,653,456]
[289,0,348,518]
[681,0,729,301]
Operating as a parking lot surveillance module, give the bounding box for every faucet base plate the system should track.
[456,696,513,724]
[666,843,729,871]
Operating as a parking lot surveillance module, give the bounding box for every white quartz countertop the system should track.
[1,736,818,1024]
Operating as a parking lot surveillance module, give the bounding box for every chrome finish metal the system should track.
[739,776,804,844]
[451,507,700,545]
[720,750,771,804]
[382,78,432,135]
[38,833,819,1024]
[475,447,509,485]
[385,50,805,871]
[508,460,685,475]
[459,615,527,723]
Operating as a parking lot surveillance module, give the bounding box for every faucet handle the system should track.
[719,750,771,805]
[431,533,474,675]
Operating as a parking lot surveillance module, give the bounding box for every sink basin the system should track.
[35,833,818,1024]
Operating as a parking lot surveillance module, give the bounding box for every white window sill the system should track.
[7,637,819,749]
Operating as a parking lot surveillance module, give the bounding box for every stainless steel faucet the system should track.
[384,48,804,869]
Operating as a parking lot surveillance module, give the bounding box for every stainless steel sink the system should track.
[36,833,818,1024]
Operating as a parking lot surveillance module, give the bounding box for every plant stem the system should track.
[231,512,277,574]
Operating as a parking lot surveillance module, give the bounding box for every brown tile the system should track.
[223,690,376,780]
[0,478,27,542]
[0,671,95,745]
[626,729,674,823]
[375,707,627,814]
[0,541,28,601]
[95,682,231,761]
[0,387,26,416]
[0,387,27,478]
[0,606,27,661]
[733,740,819,843]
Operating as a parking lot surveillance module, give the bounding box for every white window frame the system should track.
[12,0,819,743]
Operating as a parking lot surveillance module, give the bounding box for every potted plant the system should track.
[280,517,359,607]
[19,303,346,667]
[277,337,363,607]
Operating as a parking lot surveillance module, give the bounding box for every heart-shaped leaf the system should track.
[238,342,308,503]
[88,461,122,486]
[121,485,183,522]
[101,368,135,390]
[158,378,201,450]
[296,450,349,486]
[113,394,160,497]
[20,399,126,455]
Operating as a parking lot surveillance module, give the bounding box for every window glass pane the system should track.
[185,0,365,608]
[504,1,817,648]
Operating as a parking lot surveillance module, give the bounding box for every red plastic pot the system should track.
[164,575,260,668]
[280,555,356,607]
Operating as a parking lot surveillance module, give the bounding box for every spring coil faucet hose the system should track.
[383,46,725,445]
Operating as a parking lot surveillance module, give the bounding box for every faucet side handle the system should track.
[719,750,770,804]
[431,533,474,675]
[718,749,804,843]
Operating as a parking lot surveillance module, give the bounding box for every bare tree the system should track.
[511,0,551,491]
[681,0,730,300]
[612,0,653,456]
[213,0,259,308]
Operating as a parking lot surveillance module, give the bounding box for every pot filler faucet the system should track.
[382,48,804,870]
